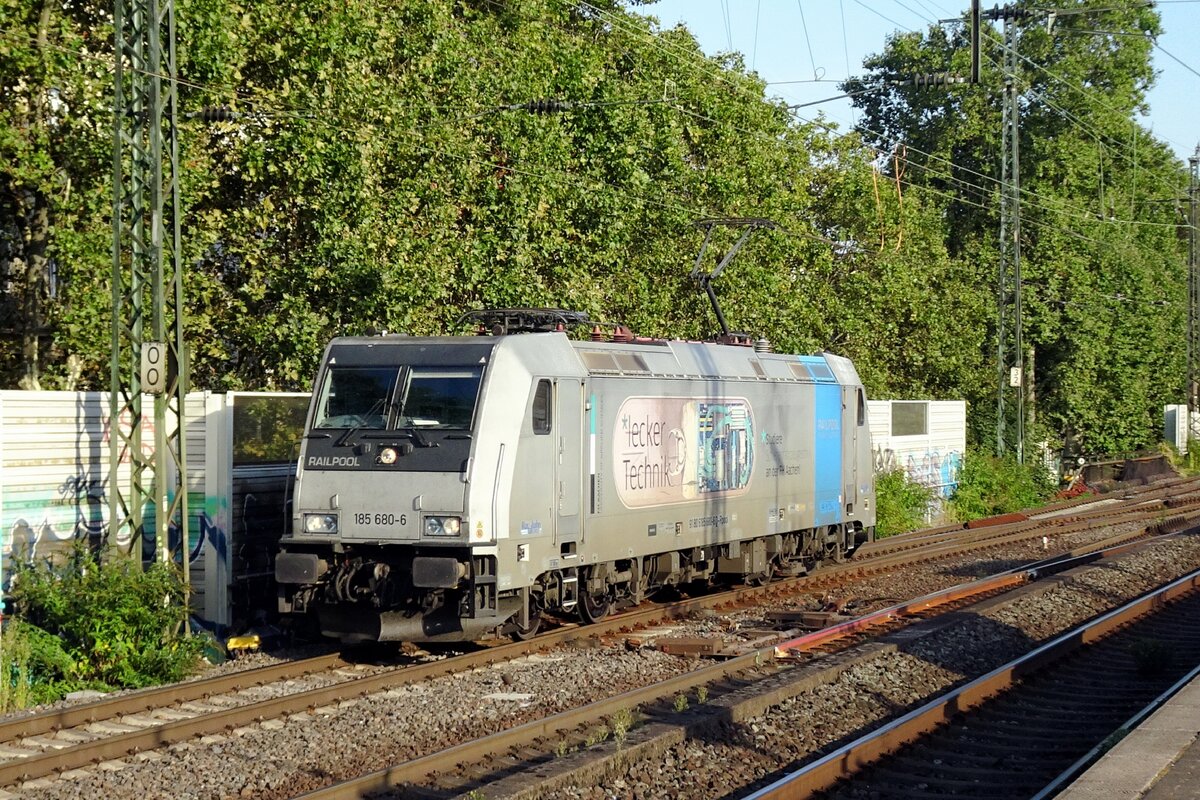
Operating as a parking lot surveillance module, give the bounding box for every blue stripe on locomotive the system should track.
[804,359,843,527]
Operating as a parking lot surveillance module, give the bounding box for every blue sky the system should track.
[639,1,1200,164]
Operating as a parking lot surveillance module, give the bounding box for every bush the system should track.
[6,544,204,705]
[875,468,935,537]
[948,451,1055,522]
[0,619,91,710]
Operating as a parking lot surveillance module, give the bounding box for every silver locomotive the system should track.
[275,310,875,642]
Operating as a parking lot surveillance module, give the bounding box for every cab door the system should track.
[555,378,583,545]
[842,386,862,515]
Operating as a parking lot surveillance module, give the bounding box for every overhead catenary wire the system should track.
[0,36,734,237]
[1055,27,1200,81]
[850,0,913,32]
[985,20,1193,193]
[787,2,1192,205]
[795,0,821,80]
[3,0,1181,320]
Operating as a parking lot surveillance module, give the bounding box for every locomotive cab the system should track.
[276,337,506,642]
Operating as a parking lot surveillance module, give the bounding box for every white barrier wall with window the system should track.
[0,390,308,631]
[868,400,966,499]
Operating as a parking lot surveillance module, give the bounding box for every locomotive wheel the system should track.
[578,567,612,623]
[512,613,541,641]
[579,591,611,623]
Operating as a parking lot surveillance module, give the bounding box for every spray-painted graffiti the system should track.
[141,508,228,567]
[2,476,228,584]
[874,445,963,499]
[56,472,108,535]
[4,472,109,561]
[874,445,898,473]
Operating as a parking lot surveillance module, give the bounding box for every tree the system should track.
[1,0,113,389]
[846,0,1189,454]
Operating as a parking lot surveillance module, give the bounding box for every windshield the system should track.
[398,369,483,429]
[313,365,483,431]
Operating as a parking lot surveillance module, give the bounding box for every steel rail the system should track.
[1029,661,1200,800]
[1,493,1191,788]
[291,532,1196,800]
[858,474,1200,556]
[772,526,1198,656]
[0,653,348,743]
[742,567,1200,799]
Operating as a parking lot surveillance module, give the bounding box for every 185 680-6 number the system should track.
[352,513,407,526]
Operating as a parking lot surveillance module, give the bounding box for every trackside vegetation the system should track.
[0,0,1185,703]
[947,452,1057,521]
[1,548,202,710]
[874,469,935,537]
[0,0,1188,461]
[875,452,1056,537]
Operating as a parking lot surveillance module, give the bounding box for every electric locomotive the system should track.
[275,309,875,643]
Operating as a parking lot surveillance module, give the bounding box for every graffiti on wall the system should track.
[874,445,963,499]
[2,476,228,576]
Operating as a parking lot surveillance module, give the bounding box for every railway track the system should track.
[3,477,1197,793]
[751,568,1200,800]
[288,531,1200,799]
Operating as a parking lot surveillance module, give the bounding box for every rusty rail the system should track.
[291,532,1198,800]
[742,568,1200,799]
[2,482,1195,789]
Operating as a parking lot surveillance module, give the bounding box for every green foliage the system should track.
[231,394,309,463]
[849,0,1187,455]
[1158,442,1200,477]
[875,468,935,537]
[609,706,634,745]
[0,619,89,709]
[0,0,1190,463]
[948,451,1055,521]
[8,547,204,703]
[584,724,610,747]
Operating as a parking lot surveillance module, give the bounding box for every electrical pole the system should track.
[109,0,189,581]
[985,4,1027,463]
[1189,146,1199,442]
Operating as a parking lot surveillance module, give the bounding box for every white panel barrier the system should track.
[0,390,306,631]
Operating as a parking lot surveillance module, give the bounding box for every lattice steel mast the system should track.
[108,0,189,572]
[986,4,1027,463]
[1189,147,1199,440]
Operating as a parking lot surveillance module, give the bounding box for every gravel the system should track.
[10,525,1199,800]
[553,535,1200,800]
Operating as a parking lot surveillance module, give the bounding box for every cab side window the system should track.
[857,389,866,427]
[532,380,552,435]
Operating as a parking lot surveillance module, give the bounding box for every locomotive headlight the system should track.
[424,515,462,537]
[303,513,339,534]
[377,447,398,465]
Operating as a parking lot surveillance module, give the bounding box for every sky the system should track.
[638,0,1200,164]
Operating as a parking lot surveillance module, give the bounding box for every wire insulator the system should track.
[523,99,571,114]
[910,73,967,87]
[199,106,238,122]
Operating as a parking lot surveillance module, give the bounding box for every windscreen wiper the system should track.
[334,398,386,448]
[395,427,439,448]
